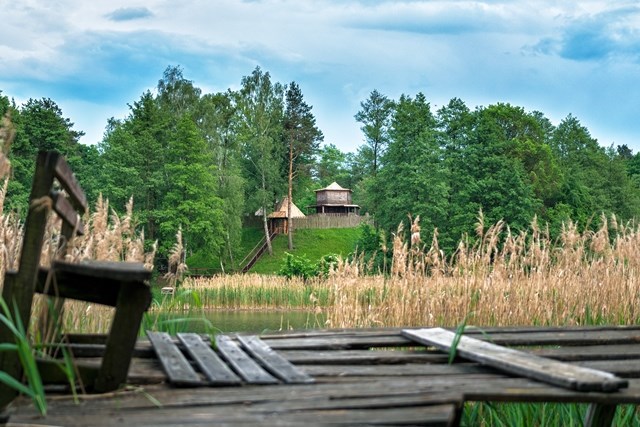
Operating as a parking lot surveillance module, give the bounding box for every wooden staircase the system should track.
[240,231,278,273]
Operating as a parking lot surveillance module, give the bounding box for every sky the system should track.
[1,0,639,153]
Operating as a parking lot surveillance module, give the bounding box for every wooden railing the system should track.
[240,231,279,273]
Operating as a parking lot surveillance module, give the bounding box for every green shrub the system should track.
[278,252,317,281]
[316,254,340,278]
[278,252,341,280]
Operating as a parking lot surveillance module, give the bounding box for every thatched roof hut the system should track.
[309,182,360,215]
[268,197,306,219]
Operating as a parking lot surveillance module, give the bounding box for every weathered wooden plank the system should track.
[462,329,640,347]
[263,335,413,350]
[53,152,88,212]
[7,402,459,426]
[302,363,492,377]
[460,325,640,335]
[33,265,151,308]
[12,375,640,418]
[403,328,628,392]
[533,344,640,361]
[31,268,117,307]
[177,333,241,386]
[215,335,279,384]
[576,359,640,378]
[260,325,640,340]
[280,349,448,365]
[36,357,99,386]
[147,331,202,387]
[47,341,155,359]
[237,335,314,384]
[51,191,85,235]
[53,260,151,283]
[271,404,459,426]
[64,333,109,344]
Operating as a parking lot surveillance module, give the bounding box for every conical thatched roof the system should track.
[267,197,306,219]
[315,181,347,192]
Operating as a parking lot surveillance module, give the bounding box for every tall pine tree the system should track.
[283,82,323,249]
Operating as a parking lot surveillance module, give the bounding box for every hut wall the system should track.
[317,190,351,205]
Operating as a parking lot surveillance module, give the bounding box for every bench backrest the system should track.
[2,151,88,340]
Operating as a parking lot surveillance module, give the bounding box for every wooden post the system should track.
[94,282,151,393]
[0,152,57,409]
[584,404,617,427]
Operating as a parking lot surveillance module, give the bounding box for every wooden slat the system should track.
[41,342,154,359]
[237,335,314,384]
[403,328,629,392]
[280,349,447,365]
[37,357,99,386]
[31,268,151,309]
[13,401,459,426]
[147,331,202,387]
[51,191,84,235]
[576,359,640,378]
[259,325,640,340]
[53,260,151,282]
[215,335,279,384]
[302,362,491,378]
[263,335,413,350]
[462,329,640,347]
[53,153,88,212]
[533,344,640,361]
[177,333,241,386]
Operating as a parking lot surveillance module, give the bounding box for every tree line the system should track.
[356,92,640,252]
[1,65,640,269]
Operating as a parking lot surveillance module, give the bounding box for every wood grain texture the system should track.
[403,328,628,392]
[215,335,279,384]
[237,335,314,384]
[147,331,202,387]
[177,333,241,386]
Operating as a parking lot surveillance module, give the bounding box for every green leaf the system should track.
[0,371,35,398]
[0,343,19,352]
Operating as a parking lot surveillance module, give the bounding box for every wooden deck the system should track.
[6,325,640,426]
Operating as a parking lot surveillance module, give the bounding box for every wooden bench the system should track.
[0,151,152,408]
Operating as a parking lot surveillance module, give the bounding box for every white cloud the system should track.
[105,7,154,22]
[0,0,638,152]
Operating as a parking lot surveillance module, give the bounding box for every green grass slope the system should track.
[250,228,360,274]
[186,227,265,272]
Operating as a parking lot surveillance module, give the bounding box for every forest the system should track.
[2,65,640,268]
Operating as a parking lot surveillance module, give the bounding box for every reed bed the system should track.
[176,274,329,311]
[150,211,640,332]
[325,213,640,328]
[0,181,157,334]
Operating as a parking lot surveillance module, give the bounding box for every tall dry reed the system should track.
[49,195,157,333]
[0,154,158,334]
[326,213,640,328]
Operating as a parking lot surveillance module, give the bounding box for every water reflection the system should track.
[155,310,326,334]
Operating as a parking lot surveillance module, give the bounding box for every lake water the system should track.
[153,310,326,334]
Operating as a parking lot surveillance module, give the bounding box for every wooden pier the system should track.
[6,325,640,426]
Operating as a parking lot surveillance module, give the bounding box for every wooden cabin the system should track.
[266,197,305,234]
[309,182,360,215]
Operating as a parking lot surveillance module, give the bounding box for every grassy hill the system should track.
[250,227,361,274]
[186,226,362,275]
[186,227,265,273]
